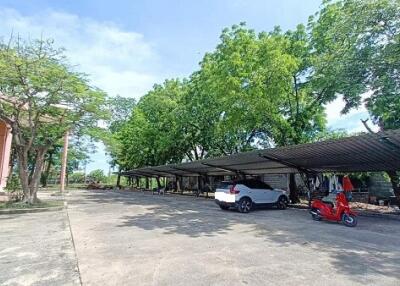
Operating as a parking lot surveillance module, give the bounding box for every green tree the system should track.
[95,95,136,187]
[88,169,106,183]
[0,38,107,203]
[178,23,325,157]
[40,137,94,187]
[112,80,187,188]
[309,0,400,198]
[116,79,185,168]
[107,95,136,133]
[114,24,328,201]
[69,172,85,184]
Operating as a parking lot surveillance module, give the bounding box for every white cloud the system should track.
[0,8,160,99]
[324,92,379,133]
[0,8,164,173]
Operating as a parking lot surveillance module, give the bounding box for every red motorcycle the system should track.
[310,192,357,227]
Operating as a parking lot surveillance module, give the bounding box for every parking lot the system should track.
[1,189,400,286]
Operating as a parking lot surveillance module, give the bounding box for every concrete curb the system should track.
[288,204,400,221]
[0,205,65,215]
[288,204,309,210]
[63,200,83,286]
[356,211,400,221]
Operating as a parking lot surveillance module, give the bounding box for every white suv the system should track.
[215,179,289,213]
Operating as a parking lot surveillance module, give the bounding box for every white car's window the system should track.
[256,181,273,190]
[238,179,272,190]
[217,181,233,189]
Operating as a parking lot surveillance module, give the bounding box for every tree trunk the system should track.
[16,147,30,202]
[116,168,121,188]
[28,156,36,185]
[386,170,400,200]
[289,173,300,203]
[41,151,53,187]
[16,146,47,204]
[145,177,149,189]
[7,148,15,180]
[28,148,47,203]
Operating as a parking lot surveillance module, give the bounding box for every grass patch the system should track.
[0,200,63,210]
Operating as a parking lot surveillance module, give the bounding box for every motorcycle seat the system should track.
[322,200,334,207]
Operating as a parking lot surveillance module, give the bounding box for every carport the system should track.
[122,129,400,200]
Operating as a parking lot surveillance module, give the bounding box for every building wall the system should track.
[262,174,289,191]
[0,121,12,192]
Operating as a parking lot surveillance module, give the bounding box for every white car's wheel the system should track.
[238,197,252,213]
[277,196,288,210]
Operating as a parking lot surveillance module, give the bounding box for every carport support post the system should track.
[289,173,299,204]
[156,176,161,188]
[175,176,181,193]
[60,129,69,193]
[304,172,313,208]
[197,176,203,196]
[180,177,183,194]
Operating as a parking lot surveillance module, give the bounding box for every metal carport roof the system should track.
[122,129,400,177]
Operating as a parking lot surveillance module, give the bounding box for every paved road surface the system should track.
[1,189,399,285]
[66,190,400,286]
[0,209,80,285]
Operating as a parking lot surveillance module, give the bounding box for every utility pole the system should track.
[60,129,69,193]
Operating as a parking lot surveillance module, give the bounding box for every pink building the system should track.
[0,120,12,192]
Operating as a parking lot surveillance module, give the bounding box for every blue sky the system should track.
[0,0,374,173]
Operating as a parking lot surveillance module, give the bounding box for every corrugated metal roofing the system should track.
[122,129,400,177]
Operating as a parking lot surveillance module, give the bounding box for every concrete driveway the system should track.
[65,189,400,286]
[1,189,399,286]
[0,210,80,286]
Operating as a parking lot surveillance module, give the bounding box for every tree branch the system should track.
[361,119,375,134]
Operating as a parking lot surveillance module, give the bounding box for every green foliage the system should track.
[95,95,137,170]
[107,95,136,133]
[0,37,108,201]
[5,174,21,192]
[0,200,63,209]
[110,1,399,175]
[187,23,326,148]
[103,174,126,185]
[5,174,23,201]
[88,169,106,183]
[309,0,400,130]
[115,79,186,169]
[69,172,86,184]
[113,24,328,168]
[312,129,349,142]
[39,138,94,187]
[0,38,108,146]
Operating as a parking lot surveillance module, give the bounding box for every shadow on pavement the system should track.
[71,189,400,280]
